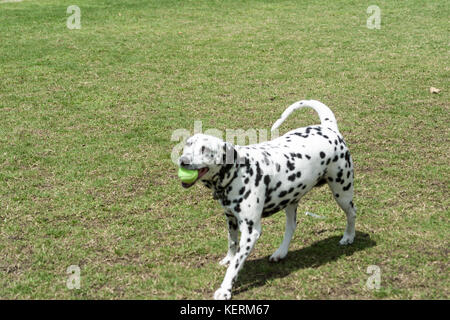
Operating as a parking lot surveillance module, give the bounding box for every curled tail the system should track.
[271,100,339,133]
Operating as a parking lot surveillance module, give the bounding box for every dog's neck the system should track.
[204,144,247,200]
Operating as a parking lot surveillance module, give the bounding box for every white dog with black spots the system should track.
[178,100,357,300]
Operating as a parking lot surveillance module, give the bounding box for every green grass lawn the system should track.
[0,0,448,299]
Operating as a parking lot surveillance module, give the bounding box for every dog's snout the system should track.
[179,155,190,167]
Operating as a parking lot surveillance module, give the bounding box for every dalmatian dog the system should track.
[178,100,356,300]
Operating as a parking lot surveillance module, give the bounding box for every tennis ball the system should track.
[178,167,198,184]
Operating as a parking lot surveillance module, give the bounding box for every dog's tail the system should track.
[271,100,339,133]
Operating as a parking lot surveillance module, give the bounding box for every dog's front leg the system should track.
[220,212,239,266]
[214,217,261,300]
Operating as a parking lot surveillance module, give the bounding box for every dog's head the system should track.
[178,134,235,188]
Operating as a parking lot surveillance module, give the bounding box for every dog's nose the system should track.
[179,156,190,167]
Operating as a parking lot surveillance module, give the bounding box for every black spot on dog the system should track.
[320,152,326,159]
[293,132,308,138]
[343,182,352,191]
[288,174,296,181]
[255,162,263,187]
[287,160,295,171]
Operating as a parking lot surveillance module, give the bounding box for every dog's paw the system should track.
[269,250,288,262]
[214,287,232,300]
[339,233,355,245]
[219,255,233,266]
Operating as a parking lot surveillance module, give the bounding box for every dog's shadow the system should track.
[234,231,376,295]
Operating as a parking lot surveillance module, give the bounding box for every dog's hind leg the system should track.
[327,163,356,245]
[220,212,239,266]
[269,203,297,262]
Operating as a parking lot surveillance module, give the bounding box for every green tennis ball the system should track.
[178,167,198,184]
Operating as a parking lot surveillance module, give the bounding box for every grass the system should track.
[0,0,448,299]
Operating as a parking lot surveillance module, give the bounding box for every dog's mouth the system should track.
[181,167,209,188]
